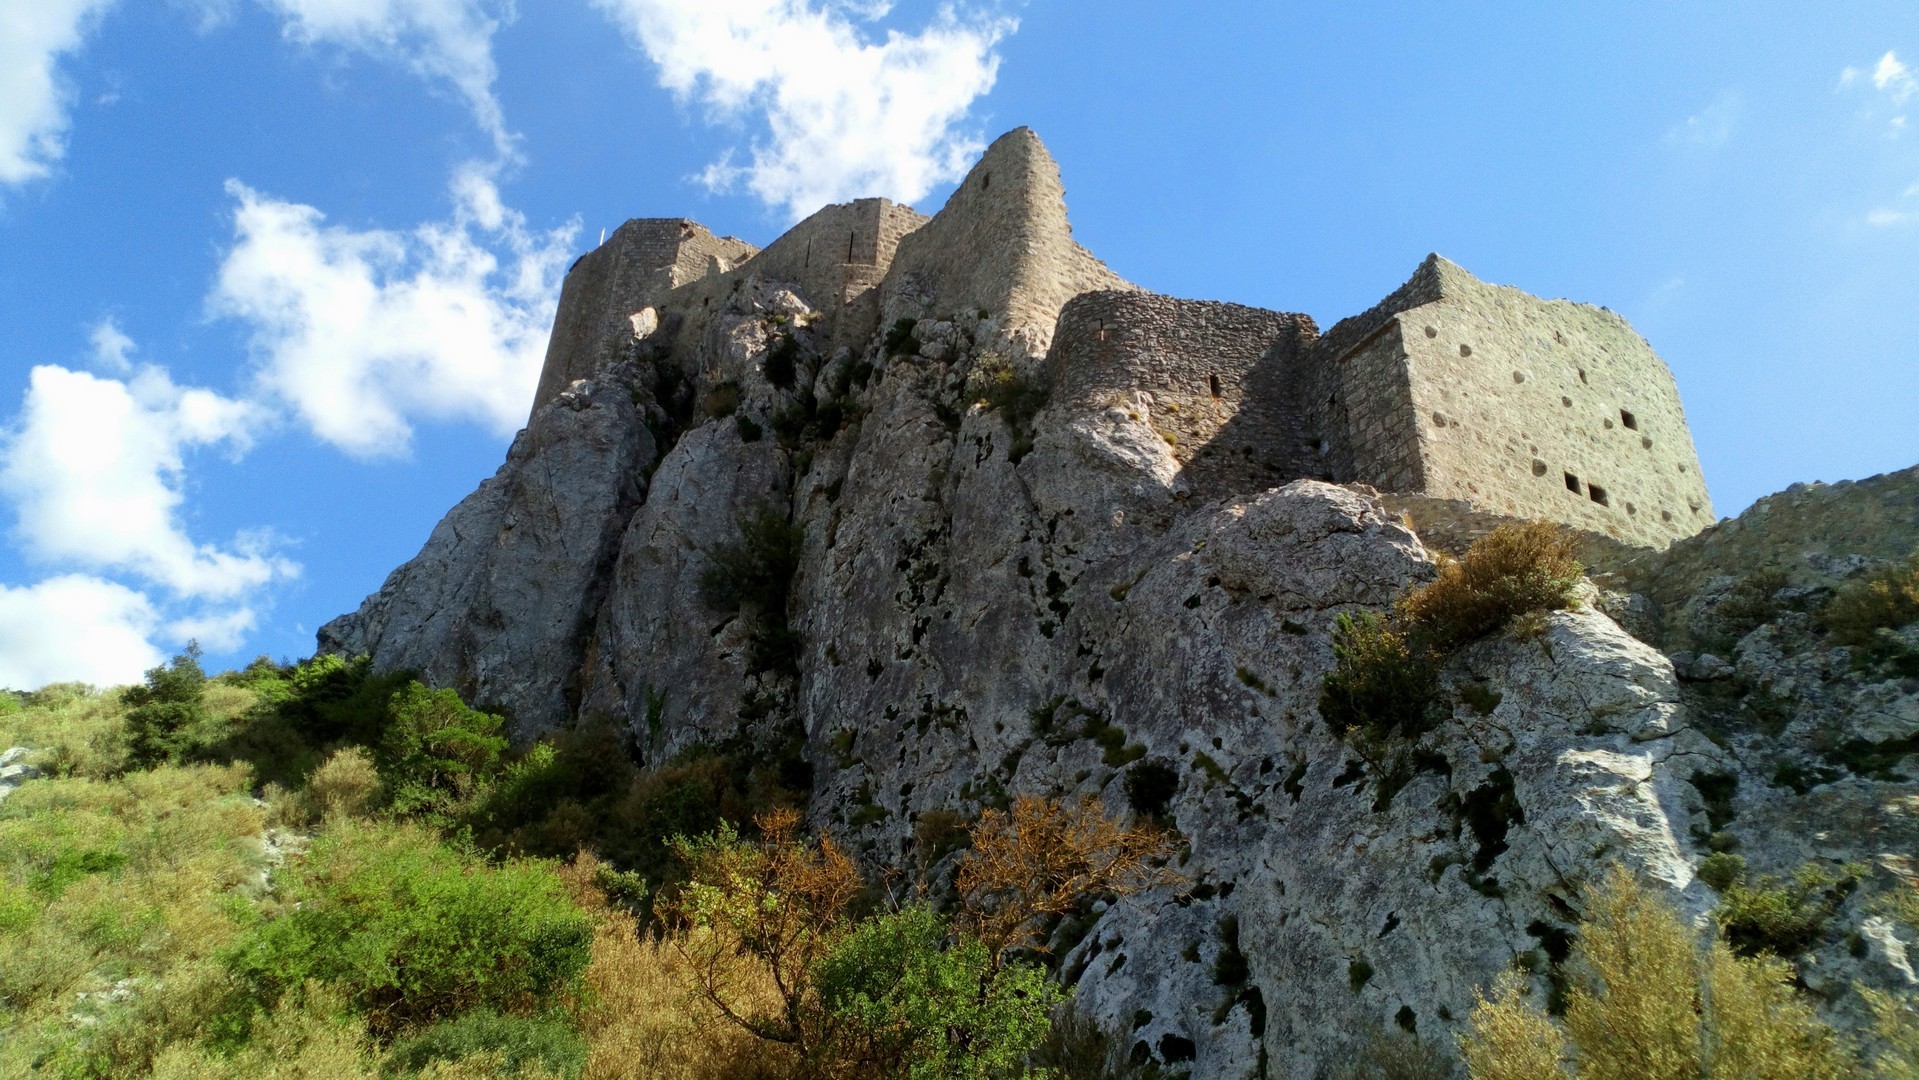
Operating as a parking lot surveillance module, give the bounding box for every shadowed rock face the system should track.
[322,129,1919,1076]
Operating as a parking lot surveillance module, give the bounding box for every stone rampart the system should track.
[885,128,1133,354]
[532,219,756,415]
[1049,290,1318,497]
[1391,258,1713,547]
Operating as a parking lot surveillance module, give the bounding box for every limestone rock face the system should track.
[323,129,1919,1076]
[318,370,657,739]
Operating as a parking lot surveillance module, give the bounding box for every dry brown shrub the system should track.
[1396,521,1582,649]
[955,795,1178,966]
[657,808,862,1053]
[564,852,795,1080]
[307,745,381,821]
[1825,553,1919,646]
[1458,973,1568,1080]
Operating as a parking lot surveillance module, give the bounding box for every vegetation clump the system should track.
[123,644,212,766]
[1319,522,1583,800]
[1460,869,1857,1080]
[1824,552,1919,647]
[1396,521,1583,650]
[701,504,807,675]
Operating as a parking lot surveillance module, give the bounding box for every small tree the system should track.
[954,795,1178,967]
[380,682,507,815]
[124,644,210,766]
[662,798,1175,1079]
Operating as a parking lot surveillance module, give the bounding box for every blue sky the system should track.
[0,1,1914,687]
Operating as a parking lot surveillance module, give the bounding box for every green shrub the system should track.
[1696,852,1746,893]
[1715,862,1856,958]
[382,1009,586,1078]
[1320,612,1441,747]
[124,645,213,766]
[1123,759,1181,821]
[307,746,381,821]
[884,317,920,357]
[1824,553,1919,647]
[814,904,1063,1080]
[380,682,507,816]
[221,820,593,1037]
[764,333,801,389]
[970,355,1049,463]
[700,505,805,676]
[1397,521,1583,649]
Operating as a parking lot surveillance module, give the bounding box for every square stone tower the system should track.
[1307,255,1715,548]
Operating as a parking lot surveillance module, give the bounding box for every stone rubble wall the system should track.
[1048,290,1319,501]
[532,219,756,415]
[1389,259,1715,548]
[882,128,1134,354]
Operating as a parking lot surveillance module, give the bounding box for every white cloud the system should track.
[0,0,118,186]
[0,363,292,600]
[258,0,517,156]
[88,317,135,372]
[0,574,164,688]
[1874,51,1917,105]
[209,166,576,456]
[166,604,259,652]
[593,0,1017,220]
[1668,92,1742,149]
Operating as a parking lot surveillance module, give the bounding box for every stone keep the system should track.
[527,128,1713,549]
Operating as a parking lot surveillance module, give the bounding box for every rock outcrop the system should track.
[321,130,1919,1075]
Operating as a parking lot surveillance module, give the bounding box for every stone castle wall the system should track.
[533,219,756,414]
[1389,260,1713,547]
[1049,291,1318,498]
[885,128,1133,354]
[523,134,1715,549]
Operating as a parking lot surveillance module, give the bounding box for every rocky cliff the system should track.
[320,130,1919,1076]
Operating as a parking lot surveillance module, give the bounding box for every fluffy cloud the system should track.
[209,166,576,456]
[258,0,517,155]
[0,574,166,688]
[593,0,1016,220]
[0,363,291,599]
[0,0,118,186]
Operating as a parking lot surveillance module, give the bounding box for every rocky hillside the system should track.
[320,130,1919,1077]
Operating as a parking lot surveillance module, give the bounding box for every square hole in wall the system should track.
[1589,483,1610,507]
[1564,472,1582,494]
[1620,409,1637,430]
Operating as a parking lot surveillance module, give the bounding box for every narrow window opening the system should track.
[1564,472,1582,494]
[847,232,857,261]
[1620,409,1637,430]
[981,172,991,190]
[1589,484,1610,507]
[1209,373,1222,398]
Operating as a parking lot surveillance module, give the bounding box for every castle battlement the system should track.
[528,131,1714,548]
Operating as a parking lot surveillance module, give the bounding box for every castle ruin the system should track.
[533,128,1713,549]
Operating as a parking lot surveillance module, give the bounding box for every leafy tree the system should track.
[814,905,1063,1080]
[380,681,507,815]
[124,644,210,766]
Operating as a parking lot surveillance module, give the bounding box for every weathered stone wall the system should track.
[532,219,756,415]
[1303,255,1715,548]
[1048,290,1318,500]
[884,128,1133,353]
[1392,258,1714,547]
